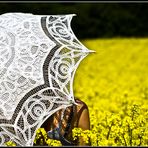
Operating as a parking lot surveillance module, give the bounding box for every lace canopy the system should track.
[0,13,93,146]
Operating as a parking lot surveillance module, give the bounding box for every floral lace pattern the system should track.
[0,13,92,146]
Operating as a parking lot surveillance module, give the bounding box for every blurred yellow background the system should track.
[73,38,148,146]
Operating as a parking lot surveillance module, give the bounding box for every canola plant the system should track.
[5,38,148,146]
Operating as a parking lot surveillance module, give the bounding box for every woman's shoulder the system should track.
[75,98,87,105]
[74,98,88,112]
[73,98,90,128]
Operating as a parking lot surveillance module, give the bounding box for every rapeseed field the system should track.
[73,38,148,146]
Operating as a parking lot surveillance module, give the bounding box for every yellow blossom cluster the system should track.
[4,141,16,147]
[33,128,62,146]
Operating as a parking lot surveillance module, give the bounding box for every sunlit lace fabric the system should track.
[0,12,93,146]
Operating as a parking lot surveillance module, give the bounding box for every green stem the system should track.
[128,124,132,146]
[122,134,127,146]
[106,122,113,140]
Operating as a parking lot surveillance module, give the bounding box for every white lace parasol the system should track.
[0,12,93,146]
